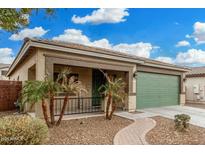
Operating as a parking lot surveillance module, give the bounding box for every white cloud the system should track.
[175,40,190,47]
[156,48,205,66]
[193,22,205,44]
[52,29,90,44]
[92,38,112,49]
[9,27,48,41]
[71,8,129,24]
[0,48,14,64]
[175,49,205,65]
[187,22,205,44]
[185,34,191,38]
[52,28,156,58]
[155,56,174,64]
[113,42,154,58]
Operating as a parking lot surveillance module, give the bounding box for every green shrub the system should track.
[0,115,49,145]
[174,114,191,132]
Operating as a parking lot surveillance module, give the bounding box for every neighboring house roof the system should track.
[186,67,205,78]
[0,63,10,69]
[7,38,190,76]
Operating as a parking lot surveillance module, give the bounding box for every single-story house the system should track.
[0,63,10,80]
[185,67,205,104]
[7,38,189,117]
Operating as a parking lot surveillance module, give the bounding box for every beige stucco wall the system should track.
[34,49,46,117]
[9,52,37,81]
[9,51,37,113]
[185,77,205,103]
[9,49,47,116]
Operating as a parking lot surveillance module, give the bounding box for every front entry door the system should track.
[92,69,106,106]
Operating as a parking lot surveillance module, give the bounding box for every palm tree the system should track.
[22,68,86,127]
[22,76,60,127]
[56,68,87,126]
[45,77,61,125]
[99,73,126,120]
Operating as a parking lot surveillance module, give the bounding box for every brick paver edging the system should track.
[113,118,156,145]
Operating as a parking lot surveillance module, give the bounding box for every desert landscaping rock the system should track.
[146,116,205,145]
[0,110,16,117]
[47,116,132,145]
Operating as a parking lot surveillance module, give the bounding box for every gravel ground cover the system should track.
[48,115,132,145]
[146,116,205,145]
[0,110,16,117]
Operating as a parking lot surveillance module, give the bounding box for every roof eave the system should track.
[141,62,190,72]
[7,38,190,76]
[6,40,31,76]
[30,39,145,64]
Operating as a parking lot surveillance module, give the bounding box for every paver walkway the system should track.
[114,105,205,144]
[113,118,156,145]
[115,105,205,128]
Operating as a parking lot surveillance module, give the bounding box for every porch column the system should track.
[35,50,49,118]
[180,73,186,106]
[128,65,137,112]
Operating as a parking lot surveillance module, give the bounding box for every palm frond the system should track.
[57,67,87,95]
[98,75,126,104]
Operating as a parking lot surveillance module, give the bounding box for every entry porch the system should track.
[53,64,129,115]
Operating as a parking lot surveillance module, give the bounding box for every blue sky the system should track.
[1,8,205,66]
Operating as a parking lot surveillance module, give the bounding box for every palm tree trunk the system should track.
[108,101,116,120]
[49,95,55,125]
[41,99,51,127]
[106,94,111,119]
[56,95,68,126]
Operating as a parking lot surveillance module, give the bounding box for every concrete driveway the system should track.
[115,105,205,128]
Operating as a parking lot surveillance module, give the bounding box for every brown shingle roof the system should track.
[186,67,205,77]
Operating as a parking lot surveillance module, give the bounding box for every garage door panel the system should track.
[136,72,179,109]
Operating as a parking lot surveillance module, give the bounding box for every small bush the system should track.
[0,115,49,145]
[174,114,191,132]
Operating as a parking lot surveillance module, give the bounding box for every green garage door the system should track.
[136,72,179,109]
